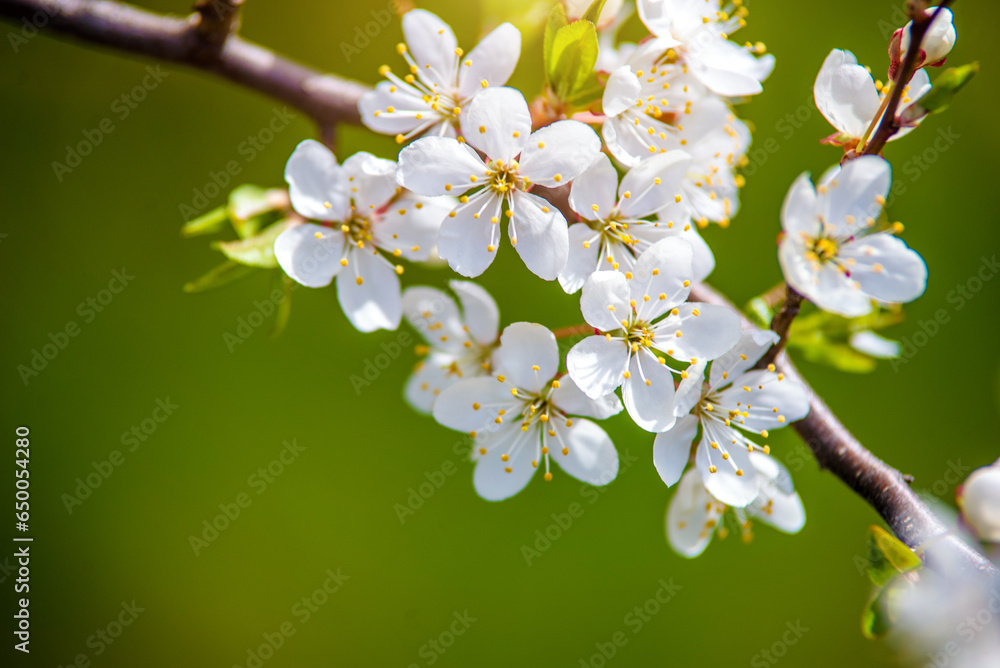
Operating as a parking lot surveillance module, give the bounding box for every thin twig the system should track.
[755,284,803,370]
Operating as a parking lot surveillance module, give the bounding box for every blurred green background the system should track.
[2,0,999,665]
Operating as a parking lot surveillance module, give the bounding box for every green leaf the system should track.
[270,275,295,338]
[183,260,256,293]
[213,219,290,269]
[861,584,895,639]
[228,185,286,239]
[549,20,600,104]
[181,206,229,238]
[581,0,608,24]
[745,297,775,329]
[543,4,569,86]
[865,526,922,587]
[788,337,878,373]
[918,62,979,115]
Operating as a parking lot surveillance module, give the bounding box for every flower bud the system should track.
[562,0,623,29]
[958,460,1000,542]
[901,7,956,66]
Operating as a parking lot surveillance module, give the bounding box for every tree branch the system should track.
[754,283,803,370]
[0,0,368,131]
[691,282,996,577]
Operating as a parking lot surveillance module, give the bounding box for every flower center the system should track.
[806,236,839,263]
[624,319,656,350]
[486,159,523,196]
[341,215,374,246]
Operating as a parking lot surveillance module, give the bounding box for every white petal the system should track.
[284,140,348,220]
[666,468,721,558]
[566,335,630,400]
[622,350,677,433]
[959,464,1000,542]
[673,359,707,417]
[274,223,346,288]
[617,151,691,219]
[359,82,436,136]
[568,153,619,220]
[374,192,452,262]
[602,66,642,116]
[437,191,502,277]
[709,330,779,389]
[433,376,518,432]
[696,424,757,507]
[580,270,631,331]
[630,237,694,321]
[779,239,873,317]
[458,23,521,96]
[493,322,558,394]
[716,369,810,432]
[342,152,397,213]
[549,419,619,486]
[689,39,765,97]
[653,414,698,487]
[817,155,891,233]
[849,331,901,359]
[518,120,602,187]
[473,422,537,501]
[551,375,623,420]
[402,285,466,351]
[336,248,402,332]
[450,280,500,346]
[842,234,927,304]
[781,172,820,236]
[559,223,603,294]
[402,9,458,89]
[902,8,956,64]
[650,303,741,363]
[813,49,881,139]
[397,136,487,197]
[460,86,531,161]
[749,453,805,533]
[509,191,569,280]
[405,353,464,413]
[640,217,715,282]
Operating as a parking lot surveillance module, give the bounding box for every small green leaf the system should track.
[270,275,295,338]
[899,62,979,125]
[544,4,569,86]
[581,0,608,24]
[228,185,287,239]
[789,338,878,373]
[745,297,775,329]
[183,260,256,293]
[549,20,600,104]
[181,206,229,238]
[866,526,922,587]
[214,219,290,269]
[861,584,894,639]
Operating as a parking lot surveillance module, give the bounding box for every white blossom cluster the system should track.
[268,1,954,557]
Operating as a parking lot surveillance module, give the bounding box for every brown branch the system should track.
[862,0,955,156]
[754,284,803,370]
[0,0,368,129]
[691,282,996,577]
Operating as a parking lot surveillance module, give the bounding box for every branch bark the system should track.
[3,0,992,577]
[692,282,996,577]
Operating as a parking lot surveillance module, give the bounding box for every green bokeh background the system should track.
[3,0,999,666]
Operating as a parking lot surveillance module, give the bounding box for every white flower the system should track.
[358,10,521,143]
[959,459,1000,542]
[559,151,701,293]
[397,86,602,280]
[900,7,956,66]
[636,0,775,97]
[274,140,454,332]
[402,280,501,413]
[813,49,931,147]
[667,452,805,558]
[653,330,810,506]
[432,323,622,501]
[778,155,927,317]
[849,330,901,359]
[564,0,624,28]
[566,237,741,432]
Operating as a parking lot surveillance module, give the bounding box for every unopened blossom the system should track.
[564,0,623,28]
[432,323,622,501]
[559,151,700,293]
[667,452,805,558]
[653,330,810,506]
[274,140,454,332]
[813,49,931,148]
[636,0,775,97]
[900,7,956,67]
[778,155,927,317]
[566,238,741,432]
[958,459,1000,542]
[397,86,602,280]
[359,10,521,142]
[402,280,500,412]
